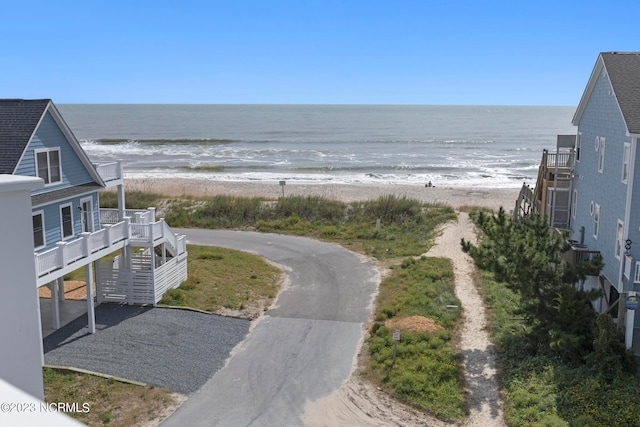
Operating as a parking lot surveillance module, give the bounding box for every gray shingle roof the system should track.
[0,99,50,174]
[601,52,640,135]
[31,183,103,207]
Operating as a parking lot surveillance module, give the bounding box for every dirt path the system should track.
[304,212,505,426]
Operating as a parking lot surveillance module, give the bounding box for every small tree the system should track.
[462,209,603,362]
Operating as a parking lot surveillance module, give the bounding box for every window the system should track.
[572,190,577,219]
[575,132,581,162]
[622,143,631,183]
[60,204,73,239]
[635,261,640,283]
[615,220,624,259]
[35,148,61,185]
[593,203,600,238]
[597,137,606,173]
[33,212,45,249]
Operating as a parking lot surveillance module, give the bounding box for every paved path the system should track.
[162,230,379,427]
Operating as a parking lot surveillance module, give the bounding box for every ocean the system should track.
[57,104,576,188]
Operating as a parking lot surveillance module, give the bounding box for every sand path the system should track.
[304,212,505,426]
[426,212,505,427]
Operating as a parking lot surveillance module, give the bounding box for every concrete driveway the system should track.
[162,230,379,427]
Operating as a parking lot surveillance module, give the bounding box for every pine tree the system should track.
[462,208,603,362]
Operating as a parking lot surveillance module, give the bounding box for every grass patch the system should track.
[164,194,456,260]
[477,272,640,427]
[43,367,179,427]
[159,245,281,316]
[99,190,163,209]
[365,256,465,422]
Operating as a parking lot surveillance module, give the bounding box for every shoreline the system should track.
[123,178,519,211]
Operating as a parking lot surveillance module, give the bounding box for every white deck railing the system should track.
[100,208,155,225]
[545,152,575,168]
[35,212,186,283]
[35,221,130,279]
[93,162,123,186]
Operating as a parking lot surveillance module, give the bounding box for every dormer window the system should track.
[35,148,62,185]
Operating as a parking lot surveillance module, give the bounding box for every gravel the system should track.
[43,304,250,395]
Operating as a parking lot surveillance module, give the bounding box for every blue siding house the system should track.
[0,99,187,335]
[569,52,640,351]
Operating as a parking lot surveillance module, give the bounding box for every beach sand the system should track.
[124,178,519,211]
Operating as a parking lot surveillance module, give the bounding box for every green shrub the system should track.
[159,289,188,306]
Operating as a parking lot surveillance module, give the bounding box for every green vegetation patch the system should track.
[99,190,163,209]
[164,194,456,259]
[467,211,640,427]
[366,256,465,422]
[159,244,281,315]
[43,367,178,427]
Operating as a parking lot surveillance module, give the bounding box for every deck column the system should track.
[57,276,65,301]
[117,183,125,220]
[125,244,134,305]
[50,281,60,330]
[625,291,636,349]
[85,263,96,334]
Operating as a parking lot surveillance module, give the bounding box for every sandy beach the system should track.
[124,178,519,212]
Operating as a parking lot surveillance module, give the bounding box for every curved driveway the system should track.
[163,230,379,427]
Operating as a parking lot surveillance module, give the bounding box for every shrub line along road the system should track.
[162,230,380,427]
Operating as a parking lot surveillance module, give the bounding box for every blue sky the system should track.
[3,1,638,105]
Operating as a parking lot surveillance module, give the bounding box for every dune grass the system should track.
[365,256,465,422]
[163,194,456,260]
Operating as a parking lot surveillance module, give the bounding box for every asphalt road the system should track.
[162,230,379,427]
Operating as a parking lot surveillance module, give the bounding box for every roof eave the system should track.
[572,55,605,127]
[45,102,106,187]
[10,100,51,175]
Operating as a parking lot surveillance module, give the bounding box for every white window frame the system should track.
[33,210,46,250]
[622,142,631,183]
[615,220,624,260]
[593,203,600,239]
[34,147,62,185]
[575,132,581,162]
[597,137,606,173]
[635,261,640,283]
[60,203,74,240]
[572,189,577,219]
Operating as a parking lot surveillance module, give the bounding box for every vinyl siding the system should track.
[14,112,94,194]
[572,70,630,286]
[33,193,100,253]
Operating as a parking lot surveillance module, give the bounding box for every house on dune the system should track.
[0,99,188,334]
[517,52,640,353]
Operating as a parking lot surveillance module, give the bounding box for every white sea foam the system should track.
[64,104,577,189]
